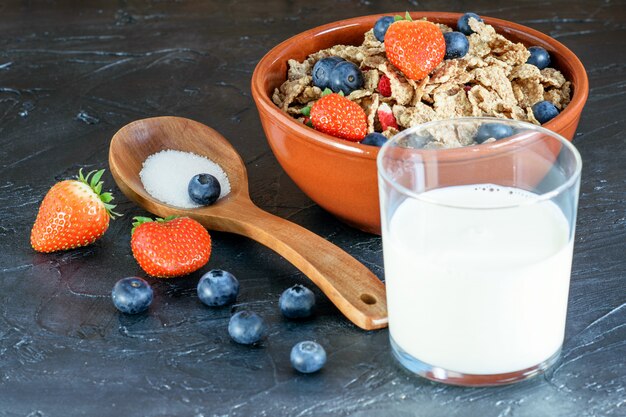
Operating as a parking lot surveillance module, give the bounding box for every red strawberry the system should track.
[131,216,211,278]
[310,93,367,141]
[378,75,392,97]
[385,20,445,80]
[31,169,119,253]
[377,103,398,131]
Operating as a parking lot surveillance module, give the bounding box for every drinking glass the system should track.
[377,118,582,386]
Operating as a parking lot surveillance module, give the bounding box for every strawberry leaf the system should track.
[131,216,154,234]
[301,105,311,117]
[100,192,113,203]
[394,15,403,21]
[321,88,333,97]
[405,11,413,21]
[76,168,121,219]
[90,169,105,189]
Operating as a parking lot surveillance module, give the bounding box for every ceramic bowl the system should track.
[251,12,588,234]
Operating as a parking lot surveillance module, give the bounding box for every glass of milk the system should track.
[377,118,582,386]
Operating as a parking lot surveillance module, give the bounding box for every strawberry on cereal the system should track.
[310,90,368,141]
[272,12,571,148]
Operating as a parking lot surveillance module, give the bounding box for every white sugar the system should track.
[139,149,231,208]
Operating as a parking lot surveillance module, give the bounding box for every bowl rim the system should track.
[251,11,589,160]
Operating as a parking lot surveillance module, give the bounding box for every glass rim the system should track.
[376,117,583,210]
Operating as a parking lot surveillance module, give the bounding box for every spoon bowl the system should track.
[109,116,387,330]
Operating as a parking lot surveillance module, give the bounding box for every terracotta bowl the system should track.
[251,12,589,235]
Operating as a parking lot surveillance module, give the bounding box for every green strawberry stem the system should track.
[321,88,344,97]
[394,11,413,22]
[78,168,121,219]
[131,215,179,234]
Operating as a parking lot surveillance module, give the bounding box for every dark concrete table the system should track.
[1,1,624,416]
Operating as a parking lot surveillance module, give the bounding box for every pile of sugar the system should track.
[139,149,231,208]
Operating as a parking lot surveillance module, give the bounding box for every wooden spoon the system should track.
[108,116,387,330]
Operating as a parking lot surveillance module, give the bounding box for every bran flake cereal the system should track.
[272,16,572,149]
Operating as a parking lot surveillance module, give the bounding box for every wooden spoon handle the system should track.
[208,202,387,330]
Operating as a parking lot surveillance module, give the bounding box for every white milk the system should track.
[383,184,573,375]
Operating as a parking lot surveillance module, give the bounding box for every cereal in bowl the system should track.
[272,13,571,148]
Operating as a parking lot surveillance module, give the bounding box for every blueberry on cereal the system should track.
[526,46,551,70]
[443,31,469,59]
[374,16,395,42]
[474,123,514,144]
[458,12,483,35]
[312,57,344,90]
[329,61,364,95]
[532,101,560,124]
[361,132,388,147]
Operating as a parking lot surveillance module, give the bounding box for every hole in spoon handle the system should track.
[360,293,377,305]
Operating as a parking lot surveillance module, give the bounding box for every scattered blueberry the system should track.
[443,31,470,60]
[228,311,266,345]
[374,16,395,42]
[532,100,560,124]
[458,12,483,35]
[361,132,388,147]
[197,269,240,307]
[474,123,514,144]
[526,46,551,70]
[188,173,221,206]
[312,56,344,90]
[279,284,316,319]
[329,61,364,95]
[290,341,327,374]
[111,277,153,314]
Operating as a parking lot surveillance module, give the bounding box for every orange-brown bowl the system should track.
[251,12,588,235]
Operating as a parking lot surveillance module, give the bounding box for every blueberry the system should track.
[228,311,266,345]
[532,100,560,124]
[374,16,395,42]
[312,56,344,90]
[188,173,221,206]
[111,277,153,314]
[197,269,240,307]
[361,132,387,147]
[474,123,515,144]
[458,12,483,35]
[279,284,315,319]
[329,61,364,95]
[444,32,470,60]
[290,341,327,374]
[526,46,551,70]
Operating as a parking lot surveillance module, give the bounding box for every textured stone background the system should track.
[0,1,624,416]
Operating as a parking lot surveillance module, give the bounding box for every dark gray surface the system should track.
[0,1,624,416]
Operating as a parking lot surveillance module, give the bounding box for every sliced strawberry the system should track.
[377,102,398,131]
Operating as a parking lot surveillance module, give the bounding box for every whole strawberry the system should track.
[131,216,211,278]
[385,18,445,80]
[31,169,119,253]
[310,92,367,141]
